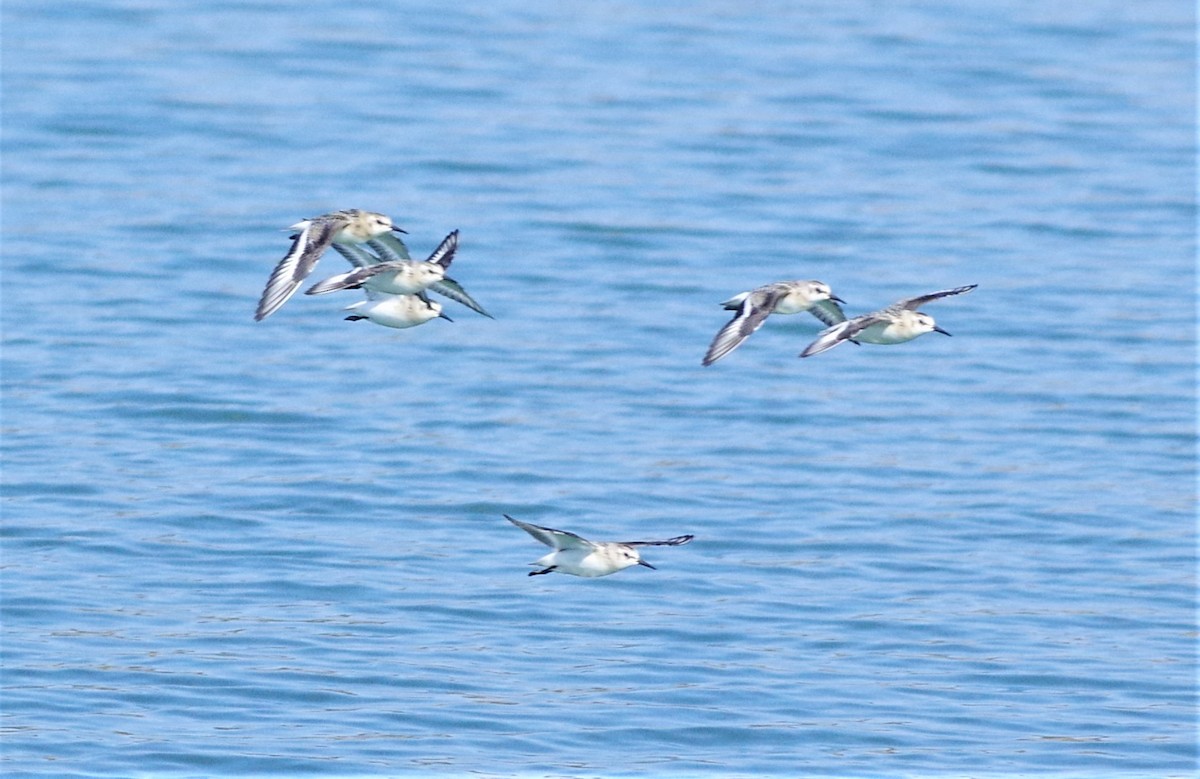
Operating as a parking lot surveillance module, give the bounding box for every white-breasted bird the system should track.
[343,292,451,329]
[703,280,845,366]
[255,209,408,321]
[361,231,492,319]
[800,284,977,358]
[505,515,693,578]
[305,230,492,318]
[306,230,455,296]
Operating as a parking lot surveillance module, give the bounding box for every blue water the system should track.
[2,0,1195,776]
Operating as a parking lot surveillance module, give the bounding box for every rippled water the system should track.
[2,0,1195,776]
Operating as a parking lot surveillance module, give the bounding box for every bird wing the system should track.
[622,535,695,547]
[305,270,360,295]
[896,284,977,311]
[331,242,386,268]
[701,288,778,366]
[808,298,848,327]
[505,515,595,550]
[800,315,883,358]
[368,231,413,261]
[428,278,493,318]
[254,217,344,320]
[426,230,459,269]
[304,262,407,295]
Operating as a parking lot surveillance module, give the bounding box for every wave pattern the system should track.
[2,0,1194,775]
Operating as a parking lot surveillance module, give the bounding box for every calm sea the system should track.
[2,0,1195,776]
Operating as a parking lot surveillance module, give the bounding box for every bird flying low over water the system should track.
[800,284,978,358]
[343,291,452,329]
[505,515,694,578]
[308,230,493,319]
[703,280,845,366]
[254,209,408,321]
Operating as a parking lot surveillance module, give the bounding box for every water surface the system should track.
[2,0,1195,776]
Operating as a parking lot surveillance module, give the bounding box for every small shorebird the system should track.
[800,284,977,358]
[703,280,845,366]
[343,292,451,329]
[505,515,693,578]
[254,209,407,321]
[306,230,492,318]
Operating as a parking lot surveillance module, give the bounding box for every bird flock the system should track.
[255,208,977,578]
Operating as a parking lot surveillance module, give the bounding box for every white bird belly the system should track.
[350,296,438,329]
[365,270,427,295]
[854,321,918,345]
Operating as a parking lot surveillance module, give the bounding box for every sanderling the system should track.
[306,230,456,295]
[343,291,451,329]
[505,515,693,578]
[359,231,492,319]
[254,209,408,321]
[799,284,977,358]
[305,230,493,318]
[702,280,846,366]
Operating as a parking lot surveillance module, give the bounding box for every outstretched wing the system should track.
[254,217,343,320]
[305,270,360,295]
[808,298,848,327]
[331,242,386,268]
[505,515,595,551]
[426,230,459,269]
[429,277,493,318]
[305,262,406,295]
[896,284,977,311]
[701,287,779,366]
[800,315,883,358]
[368,231,413,262]
[622,535,695,547]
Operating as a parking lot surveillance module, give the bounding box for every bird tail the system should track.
[800,321,852,358]
[305,271,360,295]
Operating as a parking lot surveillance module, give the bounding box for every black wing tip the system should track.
[254,293,287,321]
[700,347,723,367]
[701,343,729,366]
[628,534,696,547]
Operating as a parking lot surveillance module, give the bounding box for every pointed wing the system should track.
[701,288,779,366]
[368,231,413,261]
[426,230,459,269]
[332,242,388,268]
[429,278,493,318]
[622,535,694,547]
[896,284,977,311]
[305,262,407,295]
[255,217,344,320]
[305,269,360,295]
[808,298,848,327]
[505,515,595,550]
[800,316,883,358]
